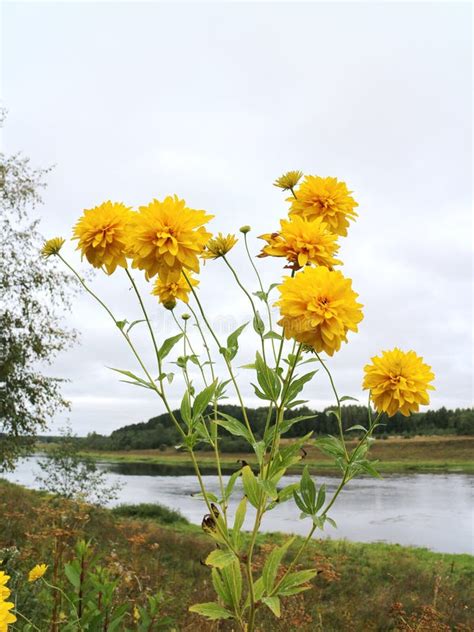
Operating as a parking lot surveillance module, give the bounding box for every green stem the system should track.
[183,271,256,443]
[222,255,267,364]
[171,311,208,388]
[243,233,277,362]
[314,350,349,460]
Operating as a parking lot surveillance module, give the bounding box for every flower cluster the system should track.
[46,169,434,422]
[0,571,16,630]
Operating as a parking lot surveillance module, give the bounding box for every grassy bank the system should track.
[1,479,473,630]
[71,435,474,474]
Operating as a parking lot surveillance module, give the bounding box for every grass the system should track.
[70,435,474,474]
[111,502,189,524]
[1,478,473,630]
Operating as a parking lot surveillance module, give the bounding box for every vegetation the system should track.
[1,480,472,631]
[111,503,188,524]
[0,112,76,470]
[68,405,474,454]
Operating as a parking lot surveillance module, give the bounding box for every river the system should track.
[2,457,473,555]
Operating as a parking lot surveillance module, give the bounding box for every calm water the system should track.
[3,457,473,555]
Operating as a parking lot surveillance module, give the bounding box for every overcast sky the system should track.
[2,1,472,436]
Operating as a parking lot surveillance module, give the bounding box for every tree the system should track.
[36,425,122,505]
[0,112,76,470]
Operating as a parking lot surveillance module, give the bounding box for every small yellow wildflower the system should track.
[151,271,199,310]
[289,175,358,237]
[274,170,303,191]
[202,232,238,260]
[0,600,16,629]
[363,348,435,417]
[28,563,48,582]
[133,605,141,622]
[258,215,341,270]
[126,196,213,282]
[41,237,65,258]
[0,572,11,601]
[73,201,133,274]
[276,266,363,356]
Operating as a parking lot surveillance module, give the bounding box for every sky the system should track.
[1,1,472,436]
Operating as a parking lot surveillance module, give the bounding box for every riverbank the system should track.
[1,479,473,630]
[71,435,474,474]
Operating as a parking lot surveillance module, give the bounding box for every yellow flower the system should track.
[41,237,65,258]
[151,271,198,309]
[363,348,435,417]
[133,605,141,622]
[201,233,238,259]
[0,572,11,601]
[28,563,48,582]
[289,176,358,237]
[258,215,341,270]
[126,196,213,282]
[276,266,363,356]
[274,170,303,191]
[73,201,133,274]
[0,600,16,629]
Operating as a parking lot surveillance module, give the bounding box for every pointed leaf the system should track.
[158,333,184,360]
[189,602,234,621]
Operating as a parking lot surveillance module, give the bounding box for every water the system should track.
[3,457,473,555]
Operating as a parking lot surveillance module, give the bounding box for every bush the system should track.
[111,503,188,524]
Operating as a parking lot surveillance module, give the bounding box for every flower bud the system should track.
[239,225,251,234]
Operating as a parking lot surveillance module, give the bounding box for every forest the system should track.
[57,405,474,453]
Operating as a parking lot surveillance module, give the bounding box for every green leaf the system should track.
[277,569,318,597]
[241,465,262,508]
[180,391,192,426]
[263,331,282,340]
[115,319,128,331]
[314,436,346,459]
[263,596,281,618]
[277,482,300,504]
[107,367,153,389]
[222,323,248,360]
[255,351,281,401]
[293,490,309,514]
[258,478,278,500]
[233,497,247,538]
[158,333,184,360]
[223,469,242,501]
[262,537,295,593]
[340,395,359,402]
[346,424,367,432]
[252,440,265,464]
[126,319,145,333]
[205,549,238,569]
[64,562,80,588]
[189,602,234,621]
[279,414,316,435]
[215,414,253,443]
[315,484,326,512]
[193,381,217,420]
[284,371,318,406]
[253,290,267,302]
[300,466,316,512]
[252,311,265,335]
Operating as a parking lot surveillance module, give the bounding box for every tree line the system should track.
[59,405,474,453]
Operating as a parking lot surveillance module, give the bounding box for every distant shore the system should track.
[62,435,474,474]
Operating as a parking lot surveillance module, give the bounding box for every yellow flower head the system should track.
[289,176,358,237]
[0,572,11,601]
[28,563,48,582]
[201,233,238,260]
[363,348,435,417]
[133,605,141,622]
[258,215,341,271]
[276,266,363,356]
[0,600,16,628]
[151,271,198,310]
[274,170,303,191]
[41,237,65,258]
[73,201,133,275]
[126,196,213,282]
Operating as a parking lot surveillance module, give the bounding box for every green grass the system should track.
[1,478,473,630]
[111,502,189,524]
